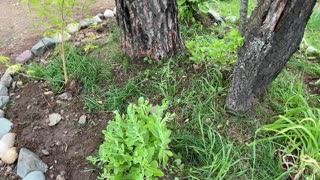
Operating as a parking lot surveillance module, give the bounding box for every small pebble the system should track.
[42,149,50,156]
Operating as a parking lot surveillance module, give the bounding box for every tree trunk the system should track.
[115,0,184,60]
[226,0,316,114]
[239,0,248,34]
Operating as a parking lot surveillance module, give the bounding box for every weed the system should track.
[88,97,174,179]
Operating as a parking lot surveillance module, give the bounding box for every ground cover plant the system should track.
[24,0,320,179]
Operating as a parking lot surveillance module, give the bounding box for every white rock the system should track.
[52,31,72,43]
[225,16,237,23]
[78,115,87,125]
[0,133,16,158]
[306,46,318,54]
[48,113,62,126]
[208,10,224,23]
[113,7,116,15]
[104,9,114,18]
[67,23,80,34]
[2,147,18,164]
[93,15,102,23]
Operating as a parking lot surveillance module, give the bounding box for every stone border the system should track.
[0,8,115,180]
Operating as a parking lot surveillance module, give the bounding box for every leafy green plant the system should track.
[186,29,244,65]
[0,56,10,67]
[256,102,320,179]
[88,97,174,179]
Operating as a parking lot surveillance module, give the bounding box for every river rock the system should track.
[0,96,10,108]
[225,16,237,23]
[0,133,15,158]
[52,32,72,43]
[1,147,18,164]
[23,171,45,180]
[31,38,56,57]
[0,118,12,139]
[0,83,8,96]
[0,109,4,118]
[80,16,102,28]
[67,23,80,34]
[208,10,224,23]
[15,50,34,63]
[48,113,62,126]
[104,9,114,18]
[17,148,48,178]
[57,92,72,100]
[1,72,13,87]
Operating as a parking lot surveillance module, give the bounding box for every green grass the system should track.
[30,1,320,179]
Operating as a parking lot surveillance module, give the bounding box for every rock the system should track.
[315,79,320,86]
[1,72,13,87]
[17,148,48,178]
[0,133,15,158]
[48,113,62,126]
[56,174,66,180]
[0,83,8,96]
[0,118,12,139]
[225,16,237,23]
[78,115,87,125]
[31,38,56,57]
[15,50,34,63]
[306,46,319,55]
[17,81,23,87]
[0,109,4,118]
[67,23,80,34]
[113,7,116,15]
[41,150,49,156]
[74,42,81,47]
[52,31,72,43]
[44,91,54,95]
[208,10,224,23]
[22,171,45,180]
[104,9,114,18]
[2,147,18,164]
[80,16,102,28]
[0,96,10,108]
[57,92,72,100]
[97,13,105,20]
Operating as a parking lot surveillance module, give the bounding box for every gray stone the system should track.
[22,171,45,180]
[52,31,72,43]
[78,115,87,125]
[225,16,238,23]
[15,50,34,63]
[1,72,13,87]
[17,148,48,178]
[0,118,13,139]
[104,9,114,18]
[0,82,8,96]
[0,96,10,108]
[31,38,56,57]
[57,92,72,100]
[208,10,224,23]
[67,23,80,34]
[306,46,319,54]
[74,42,81,47]
[48,113,62,126]
[80,16,102,28]
[0,109,4,118]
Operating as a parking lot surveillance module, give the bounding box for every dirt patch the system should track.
[0,0,115,72]
[2,80,112,180]
[304,75,320,95]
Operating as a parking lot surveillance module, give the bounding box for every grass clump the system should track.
[258,102,320,179]
[88,97,174,179]
[27,44,107,93]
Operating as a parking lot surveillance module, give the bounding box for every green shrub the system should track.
[258,103,320,179]
[186,29,244,65]
[178,0,217,22]
[88,97,174,179]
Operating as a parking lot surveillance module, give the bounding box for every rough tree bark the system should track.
[226,0,316,114]
[239,0,248,34]
[115,0,184,60]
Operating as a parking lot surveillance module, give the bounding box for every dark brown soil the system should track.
[4,80,112,180]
